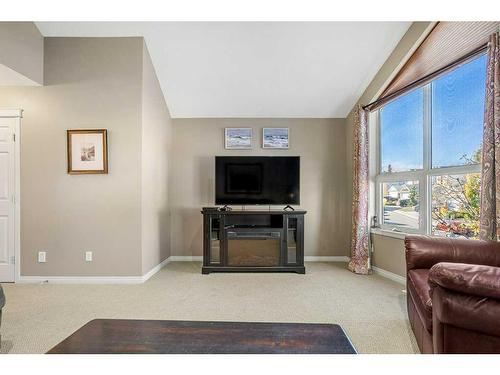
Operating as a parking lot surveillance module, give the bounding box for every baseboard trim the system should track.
[305,256,349,262]
[17,257,171,284]
[169,256,203,261]
[168,256,348,262]
[372,266,406,285]
[15,255,350,284]
[141,257,171,282]
[17,275,146,284]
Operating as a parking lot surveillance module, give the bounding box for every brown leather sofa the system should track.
[405,235,500,353]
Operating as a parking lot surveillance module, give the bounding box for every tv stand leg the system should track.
[283,205,295,211]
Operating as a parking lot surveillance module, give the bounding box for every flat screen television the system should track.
[215,156,300,205]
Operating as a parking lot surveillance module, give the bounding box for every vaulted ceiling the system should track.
[36,22,411,118]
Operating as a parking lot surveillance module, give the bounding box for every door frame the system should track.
[0,109,22,282]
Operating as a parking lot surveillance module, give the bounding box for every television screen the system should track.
[215,156,300,205]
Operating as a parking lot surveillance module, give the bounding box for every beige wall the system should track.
[0,37,154,276]
[345,22,433,275]
[0,23,436,277]
[141,42,173,273]
[371,235,406,277]
[0,22,44,85]
[169,118,349,257]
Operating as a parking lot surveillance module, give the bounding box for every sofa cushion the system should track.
[408,269,432,332]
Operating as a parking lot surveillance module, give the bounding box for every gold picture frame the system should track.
[67,129,108,174]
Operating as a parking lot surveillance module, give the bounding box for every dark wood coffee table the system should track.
[47,319,357,354]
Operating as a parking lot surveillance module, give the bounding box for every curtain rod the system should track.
[362,43,489,111]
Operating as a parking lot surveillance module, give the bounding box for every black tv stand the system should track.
[201,208,306,274]
[283,205,295,211]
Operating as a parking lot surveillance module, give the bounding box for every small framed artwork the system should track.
[67,129,108,174]
[262,127,289,149]
[225,128,252,149]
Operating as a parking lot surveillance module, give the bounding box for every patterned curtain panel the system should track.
[348,106,370,274]
[480,32,500,241]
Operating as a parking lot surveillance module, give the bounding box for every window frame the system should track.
[373,76,482,236]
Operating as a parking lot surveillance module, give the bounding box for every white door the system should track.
[0,115,17,282]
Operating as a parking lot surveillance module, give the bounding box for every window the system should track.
[431,56,486,168]
[431,173,481,237]
[382,181,419,230]
[375,54,487,239]
[380,89,423,173]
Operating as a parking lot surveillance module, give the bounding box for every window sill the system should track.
[370,228,407,240]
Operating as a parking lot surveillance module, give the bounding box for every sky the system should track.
[380,54,487,173]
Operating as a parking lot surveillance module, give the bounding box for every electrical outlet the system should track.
[85,251,93,262]
[38,251,46,263]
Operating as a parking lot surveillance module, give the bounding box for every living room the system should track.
[1,1,500,372]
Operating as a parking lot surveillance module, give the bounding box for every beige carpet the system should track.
[0,262,419,354]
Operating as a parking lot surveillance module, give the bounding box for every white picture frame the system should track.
[262,128,289,149]
[224,128,252,149]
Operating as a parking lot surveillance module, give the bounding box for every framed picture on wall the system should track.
[67,129,108,174]
[262,127,289,149]
[225,128,252,149]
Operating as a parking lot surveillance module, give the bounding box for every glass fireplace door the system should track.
[285,215,303,266]
[208,216,221,264]
[226,229,281,267]
[286,217,297,264]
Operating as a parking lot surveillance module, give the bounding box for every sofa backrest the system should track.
[405,235,500,271]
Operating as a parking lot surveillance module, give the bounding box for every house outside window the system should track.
[373,53,487,239]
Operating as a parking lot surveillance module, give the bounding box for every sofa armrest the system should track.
[429,262,500,300]
[432,285,500,340]
[405,235,500,271]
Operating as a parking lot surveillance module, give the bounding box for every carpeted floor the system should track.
[0,262,419,354]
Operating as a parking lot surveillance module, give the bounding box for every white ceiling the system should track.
[36,22,410,118]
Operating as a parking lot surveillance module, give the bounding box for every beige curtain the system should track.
[480,32,500,241]
[348,106,370,274]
